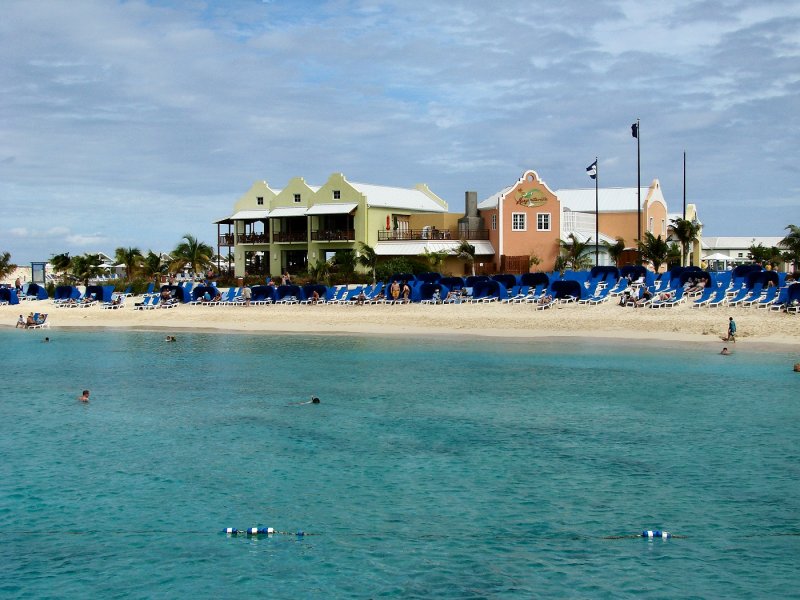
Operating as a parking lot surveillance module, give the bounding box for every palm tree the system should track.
[356,242,378,284]
[114,246,143,281]
[169,234,214,276]
[456,240,476,276]
[0,251,16,281]
[670,217,701,266]
[423,249,449,273]
[332,249,356,277]
[50,252,72,283]
[141,250,168,283]
[601,237,626,267]
[559,233,593,270]
[637,232,670,273]
[307,259,331,286]
[778,224,800,270]
[70,253,105,286]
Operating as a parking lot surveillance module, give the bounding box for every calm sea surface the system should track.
[1,329,798,599]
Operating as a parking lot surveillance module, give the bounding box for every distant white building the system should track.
[701,236,786,269]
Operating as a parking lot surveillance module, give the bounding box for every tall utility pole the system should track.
[632,119,641,245]
[683,151,687,221]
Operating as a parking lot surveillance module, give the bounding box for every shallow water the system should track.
[1,330,798,598]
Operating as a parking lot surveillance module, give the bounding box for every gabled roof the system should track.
[477,185,513,210]
[562,229,618,245]
[702,236,784,250]
[349,182,447,213]
[554,187,656,213]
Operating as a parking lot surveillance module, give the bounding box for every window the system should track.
[293,193,301,203]
[537,213,551,231]
[512,213,526,231]
[649,217,654,232]
[738,252,743,258]
[491,214,497,231]
[661,219,666,235]
[256,196,264,206]
[333,190,341,199]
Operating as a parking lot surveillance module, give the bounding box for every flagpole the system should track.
[683,151,686,221]
[636,118,641,247]
[595,156,599,266]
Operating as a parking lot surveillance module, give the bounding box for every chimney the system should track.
[457,191,484,238]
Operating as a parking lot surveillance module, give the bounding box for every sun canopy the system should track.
[704,252,732,261]
[374,240,495,256]
[305,203,358,215]
[269,206,307,218]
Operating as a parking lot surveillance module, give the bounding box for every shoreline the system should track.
[3,301,798,351]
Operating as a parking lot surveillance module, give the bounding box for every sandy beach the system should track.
[3,299,799,348]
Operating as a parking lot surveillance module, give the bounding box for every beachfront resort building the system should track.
[215,173,494,277]
[476,169,671,272]
[701,236,787,271]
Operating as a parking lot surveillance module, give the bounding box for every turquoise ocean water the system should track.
[1,329,798,599]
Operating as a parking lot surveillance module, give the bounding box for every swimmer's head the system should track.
[311,396,320,404]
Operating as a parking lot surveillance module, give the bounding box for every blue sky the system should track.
[2,0,799,263]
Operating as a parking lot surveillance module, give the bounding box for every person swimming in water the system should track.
[79,390,90,402]
[289,396,320,405]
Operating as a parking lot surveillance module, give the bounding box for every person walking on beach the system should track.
[242,284,252,307]
[726,317,737,343]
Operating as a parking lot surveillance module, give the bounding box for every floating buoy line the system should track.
[0,528,797,540]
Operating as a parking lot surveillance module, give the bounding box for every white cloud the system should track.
[1,0,799,263]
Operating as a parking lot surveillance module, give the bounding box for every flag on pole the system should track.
[586,160,597,180]
[631,122,639,138]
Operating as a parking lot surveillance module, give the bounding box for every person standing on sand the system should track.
[726,317,737,343]
[242,284,252,307]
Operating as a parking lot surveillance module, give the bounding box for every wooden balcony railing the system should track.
[237,233,270,244]
[218,234,235,246]
[311,229,355,242]
[377,228,489,241]
[273,231,308,243]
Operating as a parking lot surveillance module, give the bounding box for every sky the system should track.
[2,0,799,263]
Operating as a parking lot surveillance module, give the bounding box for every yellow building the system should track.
[215,173,491,277]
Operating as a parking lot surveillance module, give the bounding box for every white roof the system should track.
[269,206,308,218]
[232,209,270,220]
[704,252,733,261]
[702,236,784,250]
[562,229,617,245]
[555,187,656,212]
[350,182,446,213]
[374,240,495,256]
[477,185,513,210]
[305,203,358,215]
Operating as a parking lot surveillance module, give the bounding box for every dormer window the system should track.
[294,194,301,203]
[256,197,264,206]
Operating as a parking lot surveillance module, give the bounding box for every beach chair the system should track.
[705,287,728,308]
[739,284,767,308]
[27,313,49,329]
[753,286,779,309]
[535,296,556,310]
[134,296,156,310]
[689,287,716,308]
[725,287,751,307]
[119,285,134,298]
[101,295,126,310]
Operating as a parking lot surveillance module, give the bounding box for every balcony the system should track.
[377,228,489,241]
[218,234,235,246]
[311,229,355,242]
[273,231,308,243]
[237,233,269,244]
